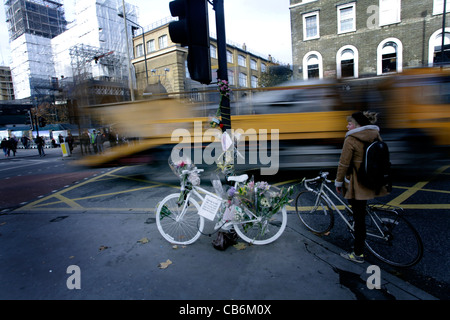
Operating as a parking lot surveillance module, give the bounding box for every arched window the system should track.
[377,38,402,75]
[428,28,450,66]
[336,45,358,78]
[303,51,323,80]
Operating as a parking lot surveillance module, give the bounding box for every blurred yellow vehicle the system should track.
[76,67,449,172]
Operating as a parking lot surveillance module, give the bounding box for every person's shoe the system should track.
[340,251,364,264]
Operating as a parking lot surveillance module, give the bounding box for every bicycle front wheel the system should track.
[365,207,423,268]
[155,193,204,245]
[234,206,287,245]
[295,190,334,235]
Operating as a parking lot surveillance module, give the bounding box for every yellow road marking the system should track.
[17,167,125,211]
[53,193,84,209]
[18,164,450,212]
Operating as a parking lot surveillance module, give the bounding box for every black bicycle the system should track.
[295,172,423,268]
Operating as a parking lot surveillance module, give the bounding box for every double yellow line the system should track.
[16,167,178,212]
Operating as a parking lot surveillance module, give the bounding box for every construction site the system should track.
[2,0,138,133]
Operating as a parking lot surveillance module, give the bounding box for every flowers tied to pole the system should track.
[210,79,232,130]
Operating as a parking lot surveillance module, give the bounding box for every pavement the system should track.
[0,146,438,304]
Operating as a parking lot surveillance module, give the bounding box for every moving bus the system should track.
[77,68,449,173]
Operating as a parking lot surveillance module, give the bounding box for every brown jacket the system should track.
[335,125,389,200]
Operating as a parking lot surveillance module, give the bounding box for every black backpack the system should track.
[353,137,392,194]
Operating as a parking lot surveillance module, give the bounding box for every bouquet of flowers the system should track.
[210,79,232,130]
[168,156,200,205]
[235,179,294,218]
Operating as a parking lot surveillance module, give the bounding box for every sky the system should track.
[0,0,292,66]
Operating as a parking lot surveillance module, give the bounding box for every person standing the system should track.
[95,130,104,154]
[65,133,74,154]
[1,138,8,157]
[8,137,17,156]
[334,111,389,263]
[36,135,46,157]
[81,130,91,154]
[91,130,97,154]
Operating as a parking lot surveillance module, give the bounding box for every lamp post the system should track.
[121,0,135,101]
[119,14,149,86]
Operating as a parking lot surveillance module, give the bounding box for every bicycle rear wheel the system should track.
[155,193,204,245]
[234,206,287,245]
[365,207,423,268]
[295,190,334,235]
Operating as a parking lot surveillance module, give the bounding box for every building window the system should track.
[147,39,155,52]
[190,88,200,102]
[250,59,257,70]
[239,72,247,87]
[303,51,323,80]
[303,11,319,40]
[135,43,143,57]
[377,38,403,74]
[428,28,450,66]
[337,3,356,34]
[238,55,246,67]
[185,60,190,78]
[210,45,217,59]
[227,50,233,63]
[228,70,235,85]
[379,0,401,26]
[433,0,450,15]
[337,45,358,78]
[159,35,168,49]
[261,63,266,72]
[251,75,258,88]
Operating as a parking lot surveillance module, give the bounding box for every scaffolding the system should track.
[69,43,127,83]
[68,43,130,106]
[4,0,67,41]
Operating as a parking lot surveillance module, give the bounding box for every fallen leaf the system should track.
[0,222,6,226]
[158,259,172,269]
[99,245,109,251]
[172,245,178,249]
[69,256,75,259]
[137,237,149,244]
[233,242,247,250]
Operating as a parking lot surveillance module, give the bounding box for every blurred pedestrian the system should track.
[36,136,46,157]
[65,133,74,154]
[1,138,8,157]
[95,131,104,154]
[81,130,91,154]
[8,137,17,156]
[91,130,97,153]
[334,111,389,264]
[58,134,64,146]
[21,136,30,149]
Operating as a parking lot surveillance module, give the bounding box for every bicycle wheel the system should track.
[155,193,204,245]
[295,190,334,235]
[364,207,423,268]
[234,206,287,245]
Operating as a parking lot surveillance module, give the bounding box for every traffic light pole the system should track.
[213,0,231,131]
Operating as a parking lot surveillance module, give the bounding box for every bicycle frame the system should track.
[178,176,264,231]
[304,176,354,230]
[304,174,394,242]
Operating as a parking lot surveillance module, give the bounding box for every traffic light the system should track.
[169,0,211,84]
[38,117,46,128]
[26,110,34,130]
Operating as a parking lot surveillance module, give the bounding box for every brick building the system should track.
[131,17,272,98]
[290,0,450,80]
